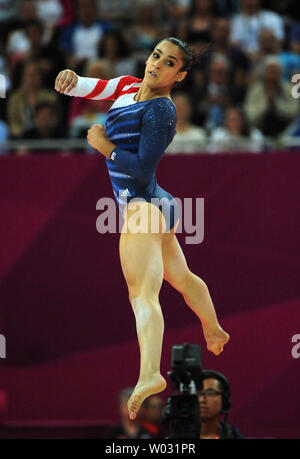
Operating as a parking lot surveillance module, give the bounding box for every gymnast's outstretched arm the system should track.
[54,69,140,99]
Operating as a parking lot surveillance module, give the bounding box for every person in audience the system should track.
[10,19,66,89]
[0,0,21,45]
[129,2,160,59]
[68,59,112,137]
[7,59,59,138]
[251,28,300,83]
[6,0,38,57]
[0,39,11,114]
[109,387,152,439]
[59,0,111,72]
[189,55,233,131]
[139,395,165,438]
[22,101,64,140]
[209,16,251,103]
[251,28,279,65]
[198,370,244,439]
[160,0,191,23]
[177,0,219,45]
[95,0,136,27]
[35,0,63,29]
[210,106,265,152]
[98,29,136,79]
[244,55,299,138]
[230,0,284,57]
[166,92,207,153]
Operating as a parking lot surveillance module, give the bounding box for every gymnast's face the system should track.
[145,41,187,90]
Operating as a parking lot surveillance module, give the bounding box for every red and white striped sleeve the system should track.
[66,75,142,101]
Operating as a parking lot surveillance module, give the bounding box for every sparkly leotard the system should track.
[68,74,179,230]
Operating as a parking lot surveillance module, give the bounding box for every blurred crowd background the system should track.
[0,0,300,154]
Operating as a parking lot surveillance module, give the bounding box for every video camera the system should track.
[162,342,203,439]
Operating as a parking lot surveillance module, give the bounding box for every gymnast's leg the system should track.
[161,228,230,355]
[119,202,167,420]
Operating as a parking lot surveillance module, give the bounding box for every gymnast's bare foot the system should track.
[204,326,230,356]
[127,373,167,420]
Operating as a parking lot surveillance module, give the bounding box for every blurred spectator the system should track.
[96,0,136,27]
[109,387,152,439]
[7,59,59,138]
[0,0,21,44]
[211,16,251,72]
[59,0,111,72]
[198,370,243,439]
[244,55,299,137]
[0,40,11,109]
[10,19,66,89]
[251,28,300,83]
[139,395,165,438]
[98,29,136,79]
[230,0,284,56]
[209,17,251,101]
[209,106,265,152]
[22,101,64,140]
[166,92,207,153]
[6,0,38,57]
[189,54,237,131]
[129,2,160,67]
[160,0,191,22]
[177,0,219,45]
[250,28,279,66]
[68,60,111,138]
[35,0,63,28]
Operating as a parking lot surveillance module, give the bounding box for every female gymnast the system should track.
[55,38,229,420]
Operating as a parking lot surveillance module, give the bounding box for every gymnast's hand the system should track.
[54,69,78,94]
[87,124,116,158]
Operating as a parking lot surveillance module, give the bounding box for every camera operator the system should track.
[198,370,243,439]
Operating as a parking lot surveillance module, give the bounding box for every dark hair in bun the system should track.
[161,37,209,72]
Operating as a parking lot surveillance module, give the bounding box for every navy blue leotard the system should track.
[68,74,179,231]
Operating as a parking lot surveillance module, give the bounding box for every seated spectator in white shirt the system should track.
[6,0,39,56]
[59,0,111,72]
[35,0,63,28]
[209,106,265,153]
[230,0,284,56]
[166,92,207,154]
